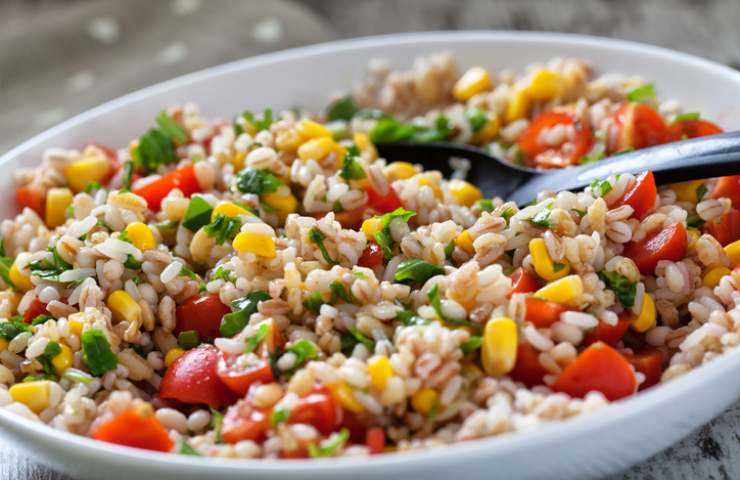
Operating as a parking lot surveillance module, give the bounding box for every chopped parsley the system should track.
[0,317,31,340]
[0,255,15,290]
[28,247,72,283]
[83,181,102,194]
[686,214,704,229]
[308,227,337,265]
[626,83,657,104]
[81,329,118,376]
[210,409,224,443]
[326,95,360,122]
[244,324,270,353]
[572,208,587,218]
[285,339,319,369]
[204,214,241,245]
[269,408,291,427]
[182,196,213,232]
[675,112,701,122]
[341,326,375,356]
[234,108,273,136]
[598,271,637,309]
[370,114,455,144]
[373,208,416,260]
[465,108,489,133]
[303,291,325,314]
[156,110,188,144]
[552,262,567,273]
[132,112,187,173]
[590,179,613,198]
[500,206,516,226]
[61,368,93,384]
[329,281,358,305]
[476,199,495,212]
[395,308,429,326]
[339,145,366,181]
[580,150,605,165]
[427,284,478,329]
[527,203,554,228]
[212,265,236,283]
[219,290,271,337]
[461,335,483,354]
[394,259,444,285]
[178,440,200,456]
[308,429,349,458]
[31,314,54,326]
[121,160,134,191]
[235,168,284,196]
[36,341,62,378]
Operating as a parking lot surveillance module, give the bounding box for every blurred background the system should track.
[3,1,740,479]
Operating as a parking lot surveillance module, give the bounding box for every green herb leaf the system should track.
[686,214,704,229]
[123,255,142,270]
[244,324,269,353]
[212,265,236,283]
[0,318,31,340]
[580,150,605,165]
[373,208,416,260]
[303,291,325,314]
[178,330,200,350]
[411,115,455,143]
[210,409,224,443]
[61,367,93,384]
[269,408,291,427]
[465,108,489,133]
[395,308,429,326]
[461,335,483,354]
[81,329,119,376]
[178,440,200,456]
[329,281,358,305]
[0,256,15,290]
[552,262,567,273]
[308,227,337,265]
[675,112,700,122]
[204,214,241,245]
[121,160,134,191]
[626,83,656,104]
[370,116,419,143]
[156,111,188,145]
[696,184,708,202]
[572,208,587,218]
[234,108,273,136]
[339,145,366,181]
[476,199,494,213]
[427,284,479,329]
[500,206,516,226]
[28,247,72,283]
[219,291,271,337]
[286,339,319,369]
[36,341,62,378]
[182,196,214,232]
[590,179,613,198]
[133,129,178,173]
[598,271,637,309]
[308,429,349,458]
[327,96,360,122]
[31,314,54,326]
[341,326,375,356]
[235,168,284,196]
[527,203,554,228]
[83,181,103,194]
[394,259,444,285]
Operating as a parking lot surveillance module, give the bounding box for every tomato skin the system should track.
[340,410,368,444]
[23,298,48,324]
[524,298,568,328]
[507,268,539,299]
[366,427,386,455]
[358,242,385,267]
[705,209,740,246]
[552,342,637,401]
[365,185,402,213]
[583,312,633,347]
[221,400,270,444]
[509,343,548,388]
[160,345,238,408]
[666,119,723,142]
[16,184,46,217]
[216,353,273,397]
[175,294,231,341]
[624,348,664,390]
[711,176,740,210]
[260,318,285,355]
[623,222,688,275]
[288,387,341,436]
[608,103,667,153]
[92,407,173,452]
[518,112,594,168]
[615,171,656,219]
[133,164,201,212]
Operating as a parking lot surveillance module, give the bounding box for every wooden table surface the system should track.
[3,0,740,478]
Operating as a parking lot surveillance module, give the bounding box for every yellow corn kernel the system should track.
[453,66,492,101]
[0,338,7,351]
[67,312,84,337]
[527,69,566,100]
[361,217,382,240]
[233,150,246,171]
[123,222,156,251]
[331,142,348,166]
[686,227,701,255]
[328,382,364,413]
[724,239,740,267]
[455,230,475,255]
[64,153,111,193]
[671,180,705,203]
[211,202,250,220]
[298,137,336,162]
[9,381,50,413]
[411,388,438,416]
[383,161,417,181]
[353,132,378,161]
[107,290,142,324]
[297,119,332,140]
[368,355,393,391]
[263,192,298,222]
[232,232,276,258]
[529,238,570,281]
[632,293,656,332]
[481,316,518,376]
[276,129,303,152]
[534,275,584,305]
[9,263,33,292]
[704,266,732,288]
[418,177,443,199]
[505,87,530,123]
[164,348,185,367]
[45,187,73,229]
[51,343,73,376]
[471,116,501,145]
[448,179,482,207]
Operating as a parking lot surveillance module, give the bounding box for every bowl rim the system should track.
[2,29,740,474]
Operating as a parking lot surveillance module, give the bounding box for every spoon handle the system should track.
[509,132,740,205]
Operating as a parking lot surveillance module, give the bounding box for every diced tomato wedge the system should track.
[509,343,548,388]
[623,348,664,390]
[16,184,46,217]
[92,407,173,452]
[705,209,740,246]
[518,112,594,168]
[711,175,740,210]
[358,242,385,267]
[623,222,688,275]
[288,386,341,436]
[583,312,633,347]
[133,164,201,212]
[216,352,273,397]
[552,342,637,401]
[221,400,270,444]
[666,119,723,142]
[23,298,48,324]
[524,298,568,328]
[160,345,238,408]
[614,171,656,219]
[607,102,667,154]
[507,268,539,299]
[366,427,386,454]
[365,184,402,213]
[175,294,230,341]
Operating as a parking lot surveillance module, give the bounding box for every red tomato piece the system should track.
[366,427,386,455]
[260,318,285,355]
[583,312,633,347]
[16,184,46,217]
[507,268,539,299]
[623,348,664,390]
[623,222,688,275]
[23,298,48,324]
[340,411,368,444]
[288,387,341,436]
[509,343,548,388]
[334,207,367,230]
[175,294,231,341]
[221,400,270,444]
[666,119,723,142]
[552,342,637,401]
[160,345,238,408]
[133,164,201,212]
[216,352,273,397]
[711,176,740,210]
[518,112,594,169]
[615,171,656,219]
[365,184,402,213]
[524,298,568,328]
[705,209,740,246]
[607,103,667,153]
[92,407,174,452]
[358,242,385,267]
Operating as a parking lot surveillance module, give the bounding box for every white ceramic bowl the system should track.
[2,31,740,480]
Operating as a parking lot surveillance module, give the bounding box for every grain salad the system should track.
[1,53,738,459]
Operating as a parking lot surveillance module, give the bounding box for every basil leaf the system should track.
[598,271,637,309]
[339,145,366,181]
[81,329,118,376]
[133,128,178,173]
[373,208,416,260]
[394,259,444,285]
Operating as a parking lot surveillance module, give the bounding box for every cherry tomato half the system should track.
[623,222,688,275]
[160,345,238,408]
[711,175,740,210]
[624,348,664,390]
[666,119,723,142]
[216,352,274,397]
[133,164,201,212]
[365,184,402,213]
[221,400,270,444]
[518,112,594,169]
[509,343,548,388]
[524,298,568,328]
[16,184,46,217]
[705,209,740,246]
[288,386,341,436]
[175,294,231,341]
[607,103,667,154]
[92,407,173,452]
[358,242,385,267]
[552,342,637,401]
[614,171,656,219]
[583,312,633,347]
[507,268,539,299]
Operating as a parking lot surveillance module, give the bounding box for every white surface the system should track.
[2,31,740,480]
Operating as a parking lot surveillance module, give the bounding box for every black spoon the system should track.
[375,132,740,205]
